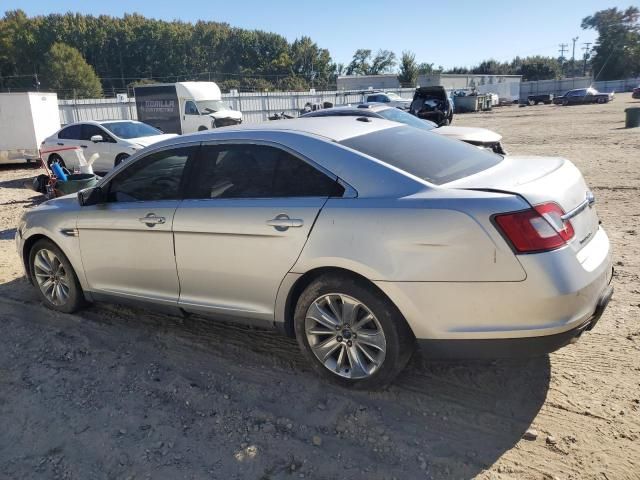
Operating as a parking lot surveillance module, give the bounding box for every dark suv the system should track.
[410,86,454,126]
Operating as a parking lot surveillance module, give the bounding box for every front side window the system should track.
[107,146,195,202]
[81,124,114,142]
[187,144,342,199]
[58,124,81,140]
[185,101,199,115]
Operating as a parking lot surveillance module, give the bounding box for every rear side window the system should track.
[58,124,81,140]
[188,144,342,199]
[340,126,503,185]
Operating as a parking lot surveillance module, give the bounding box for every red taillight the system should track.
[494,202,575,253]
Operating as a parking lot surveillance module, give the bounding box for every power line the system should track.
[558,43,568,76]
[582,42,592,76]
[571,37,579,77]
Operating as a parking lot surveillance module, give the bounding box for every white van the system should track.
[134,82,242,134]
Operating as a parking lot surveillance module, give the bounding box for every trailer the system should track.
[0,92,60,165]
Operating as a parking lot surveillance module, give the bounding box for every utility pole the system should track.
[571,37,579,77]
[559,43,568,77]
[582,42,592,77]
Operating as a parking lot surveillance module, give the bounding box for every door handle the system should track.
[266,214,303,231]
[57,142,64,146]
[80,145,88,149]
[138,213,166,227]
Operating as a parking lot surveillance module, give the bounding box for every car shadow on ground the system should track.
[0,276,550,478]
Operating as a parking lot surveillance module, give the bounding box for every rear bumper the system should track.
[415,283,613,359]
[375,226,613,348]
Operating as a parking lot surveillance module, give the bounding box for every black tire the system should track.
[29,239,86,313]
[47,154,66,170]
[562,98,569,106]
[597,97,606,104]
[114,153,129,167]
[528,99,535,106]
[293,274,415,390]
[198,126,208,131]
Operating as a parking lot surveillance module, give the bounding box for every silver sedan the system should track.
[16,117,613,389]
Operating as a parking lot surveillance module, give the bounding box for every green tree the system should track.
[369,49,396,74]
[417,62,435,75]
[397,51,418,87]
[581,6,640,80]
[346,49,372,75]
[346,49,396,75]
[43,42,102,98]
[515,56,562,81]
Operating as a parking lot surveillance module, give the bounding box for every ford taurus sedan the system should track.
[16,117,613,389]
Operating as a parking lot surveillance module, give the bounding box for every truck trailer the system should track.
[0,92,60,164]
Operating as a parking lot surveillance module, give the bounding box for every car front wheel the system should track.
[29,239,85,313]
[294,274,415,389]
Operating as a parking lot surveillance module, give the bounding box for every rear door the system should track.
[54,124,83,168]
[173,141,342,323]
[80,124,119,171]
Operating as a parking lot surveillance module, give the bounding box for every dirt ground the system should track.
[0,94,639,480]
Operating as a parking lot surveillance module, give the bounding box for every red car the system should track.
[633,86,640,99]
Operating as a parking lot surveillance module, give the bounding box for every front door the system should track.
[79,124,119,172]
[182,100,206,133]
[173,142,342,323]
[77,145,198,304]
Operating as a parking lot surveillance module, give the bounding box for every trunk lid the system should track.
[446,156,599,252]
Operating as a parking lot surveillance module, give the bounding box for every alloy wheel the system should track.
[305,293,387,379]
[33,248,70,306]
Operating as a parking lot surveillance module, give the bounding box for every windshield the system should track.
[196,100,228,113]
[340,126,503,185]
[376,108,437,131]
[102,121,162,139]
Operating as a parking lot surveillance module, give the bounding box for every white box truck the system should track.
[0,92,61,164]
[134,82,242,134]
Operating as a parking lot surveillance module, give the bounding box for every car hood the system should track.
[433,126,502,144]
[130,133,178,147]
[208,109,243,120]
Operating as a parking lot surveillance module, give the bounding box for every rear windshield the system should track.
[340,126,503,185]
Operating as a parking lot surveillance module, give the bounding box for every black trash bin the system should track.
[625,107,640,128]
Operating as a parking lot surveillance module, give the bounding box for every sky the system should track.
[3,1,636,69]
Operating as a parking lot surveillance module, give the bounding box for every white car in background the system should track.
[41,120,177,172]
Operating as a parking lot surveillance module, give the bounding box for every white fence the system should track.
[58,88,417,125]
[519,77,640,101]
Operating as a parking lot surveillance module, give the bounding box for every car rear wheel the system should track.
[294,274,415,389]
[114,153,129,167]
[47,154,66,170]
[29,239,85,313]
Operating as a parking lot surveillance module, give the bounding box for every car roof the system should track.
[301,105,387,119]
[186,116,398,142]
[63,120,141,127]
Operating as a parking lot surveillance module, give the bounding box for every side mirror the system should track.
[90,134,103,143]
[78,186,105,206]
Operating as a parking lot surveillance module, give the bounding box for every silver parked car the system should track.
[301,104,506,153]
[16,117,613,389]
